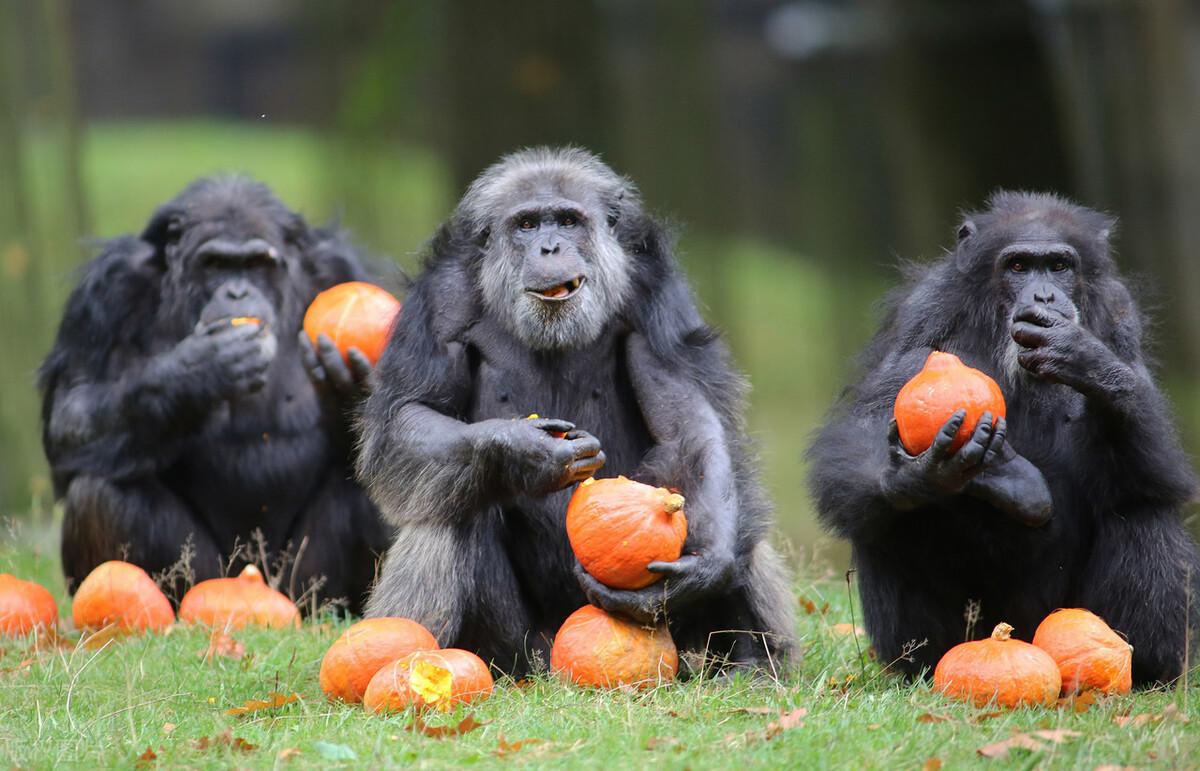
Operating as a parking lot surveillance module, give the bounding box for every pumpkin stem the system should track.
[990,622,1014,641]
[663,493,685,514]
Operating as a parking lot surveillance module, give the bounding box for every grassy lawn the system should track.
[1,522,1196,769]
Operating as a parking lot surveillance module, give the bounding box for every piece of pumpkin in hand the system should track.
[525,413,567,439]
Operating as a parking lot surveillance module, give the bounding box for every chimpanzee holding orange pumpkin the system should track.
[358,148,796,676]
[808,192,1199,685]
[39,176,391,611]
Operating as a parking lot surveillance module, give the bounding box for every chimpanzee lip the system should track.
[526,276,585,302]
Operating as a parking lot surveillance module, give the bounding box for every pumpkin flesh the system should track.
[363,648,494,713]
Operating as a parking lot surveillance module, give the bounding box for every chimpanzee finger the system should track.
[565,430,602,459]
[346,348,374,383]
[647,554,699,577]
[1011,322,1049,349]
[567,452,605,481]
[981,417,1008,466]
[317,334,356,394]
[952,412,994,469]
[1012,305,1060,327]
[528,418,575,435]
[1017,349,1046,373]
[928,410,967,460]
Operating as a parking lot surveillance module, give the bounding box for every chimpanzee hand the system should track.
[473,417,605,498]
[1011,306,1124,396]
[963,443,1053,527]
[879,410,1006,510]
[573,548,736,625]
[163,319,276,402]
[298,332,374,403]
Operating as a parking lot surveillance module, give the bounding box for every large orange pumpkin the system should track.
[363,648,494,713]
[1032,608,1132,695]
[303,281,400,365]
[0,574,58,636]
[567,476,688,590]
[178,565,299,629]
[894,351,1006,454]
[71,561,174,632]
[319,617,439,703]
[550,604,678,688]
[933,622,1061,708]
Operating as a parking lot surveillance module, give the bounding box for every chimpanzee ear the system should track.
[956,220,977,243]
[140,205,182,249]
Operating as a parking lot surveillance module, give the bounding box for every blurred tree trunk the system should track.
[1036,0,1200,379]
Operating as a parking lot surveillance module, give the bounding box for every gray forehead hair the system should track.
[456,147,639,234]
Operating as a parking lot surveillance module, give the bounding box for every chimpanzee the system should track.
[39,176,391,612]
[808,191,1200,685]
[358,147,796,676]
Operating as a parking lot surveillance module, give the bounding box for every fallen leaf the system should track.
[764,708,807,739]
[799,597,817,614]
[728,706,774,716]
[977,729,1082,759]
[409,713,485,739]
[30,627,74,651]
[917,712,953,724]
[277,748,302,761]
[191,729,257,753]
[829,623,866,637]
[162,723,176,734]
[644,736,682,751]
[198,631,245,662]
[1094,766,1137,771]
[225,691,300,716]
[1114,703,1189,728]
[82,624,132,650]
[866,723,882,731]
[312,741,357,761]
[922,759,942,771]
[1057,688,1099,713]
[495,734,548,756]
[136,747,157,765]
[971,711,1004,723]
[1,657,36,675]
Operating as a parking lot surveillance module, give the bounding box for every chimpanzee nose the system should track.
[225,282,249,300]
[540,242,561,256]
[1034,286,1056,304]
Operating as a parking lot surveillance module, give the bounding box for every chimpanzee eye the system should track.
[1009,260,1026,273]
[518,218,536,231]
[165,220,183,244]
[1051,259,1069,272]
[560,215,577,228]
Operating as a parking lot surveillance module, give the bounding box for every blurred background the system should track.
[1,0,1197,565]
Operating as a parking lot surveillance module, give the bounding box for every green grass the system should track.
[2,523,1197,769]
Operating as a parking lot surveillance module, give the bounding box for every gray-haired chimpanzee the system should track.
[358,147,796,676]
[808,191,1200,685]
[39,176,391,611]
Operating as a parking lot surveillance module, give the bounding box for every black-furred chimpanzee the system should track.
[40,176,391,612]
[808,191,1200,685]
[358,147,795,677]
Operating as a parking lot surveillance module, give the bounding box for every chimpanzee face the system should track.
[996,240,1081,323]
[471,158,633,352]
[146,177,309,333]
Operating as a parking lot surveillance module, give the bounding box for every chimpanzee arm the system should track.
[355,279,603,527]
[40,237,271,485]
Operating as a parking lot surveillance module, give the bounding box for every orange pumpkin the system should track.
[894,351,1006,454]
[550,604,678,688]
[71,561,174,632]
[303,281,401,365]
[1032,608,1132,695]
[363,648,494,713]
[319,617,439,703]
[0,574,58,636]
[567,476,688,590]
[178,565,299,629]
[933,622,1061,708]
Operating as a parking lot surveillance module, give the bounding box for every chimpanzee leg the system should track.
[61,475,222,599]
[1078,509,1200,686]
[284,467,392,615]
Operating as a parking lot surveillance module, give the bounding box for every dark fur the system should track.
[359,148,795,677]
[808,191,1200,684]
[40,176,390,610]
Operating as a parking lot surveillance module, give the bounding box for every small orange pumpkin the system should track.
[933,622,1061,708]
[363,648,494,713]
[303,281,401,365]
[178,565,299,629]
[319,617,439,703]
[1032,608,1132,695]
[0,574,58,636]
[71,561,174,632]
[894,351,1006,454]
[567,476,687,590]
[550,604,678,688]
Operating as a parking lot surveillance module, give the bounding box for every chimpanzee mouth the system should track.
[526,276,585,302]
